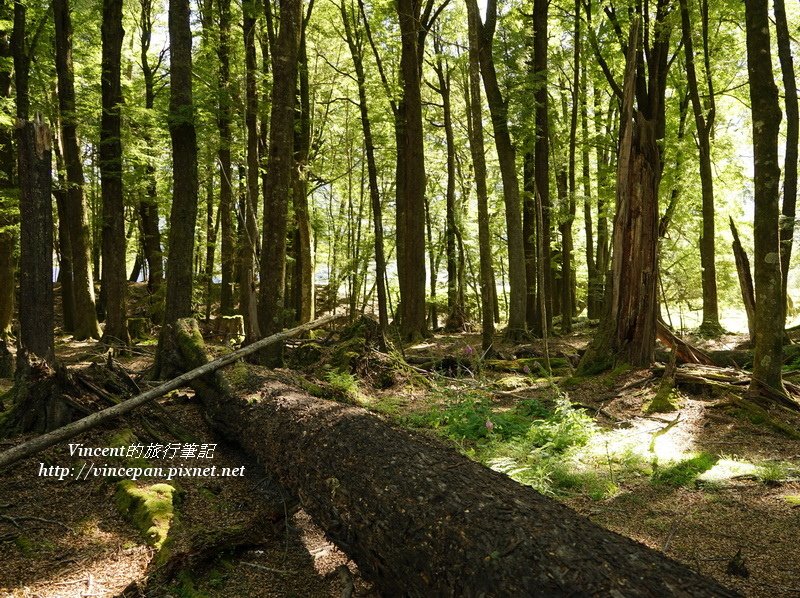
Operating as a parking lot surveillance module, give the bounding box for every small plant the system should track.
[325,370,359,399]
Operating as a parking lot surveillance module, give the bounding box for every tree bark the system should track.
[16,119,54,367]
[465,1,495,352]
[138,0,163,296]
[0,4,15,376]
[532,0,551,336]
[53,0,102,340]
[679,0,720,334]
[240,0,261,345]
[744,0,784,399]
[292,8,314,325]
[773,0,798,327]
[159,0,199,344]
[394,0,428,341]
[340,0,389,347]
[579,16,664,372]
[215,0,234,315]
[187,375,739,596]
[100,0,129,345]
[258,0,302,364]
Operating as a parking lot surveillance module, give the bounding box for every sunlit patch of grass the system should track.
[652,453,718,487]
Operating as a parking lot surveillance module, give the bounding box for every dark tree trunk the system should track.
[679,0,720,334]
[0,4,16,375]
[532,0,551,337]
[562,2,580,333]
[580,15,666,372]
[138,0,163,296]
[581,40,595,320]
[432,44,464,332]
[774,0,798,327]
[395,0,428,342]
[54,0,101,340]
[467,0,526,339]
[161,0,199,329]
[341,0,389,346]
[241,0,261,344]
[216,0,234,315]
[16,119,54,367]
[203,165,217,321]
[100,0,129,345]
[292,8,314,325]
[465,0,495,352]
[744,0,784,399]
[522,152,537,325]
[257,0,301,364]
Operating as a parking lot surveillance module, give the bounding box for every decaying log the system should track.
[0,314,344,469]
[656,320,714,365]
[198,376,738,596]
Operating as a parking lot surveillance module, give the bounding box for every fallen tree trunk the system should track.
[148,330,737,595]
[204,379,738,596]
[0,313,344,469]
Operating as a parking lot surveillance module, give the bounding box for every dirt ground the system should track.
[1,313,800,596]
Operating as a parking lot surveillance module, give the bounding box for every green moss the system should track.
[176,319,209,368]
[646,385,681,414]
[14,535,33,555]
[115,480,177,549]
[782,495,800,506]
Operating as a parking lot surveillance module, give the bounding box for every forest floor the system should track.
[1,290,800,596]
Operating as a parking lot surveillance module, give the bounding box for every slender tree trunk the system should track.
[532,0,551,336]
[161,0,199,328]
[467,0,526,339]
[216,0,234,315]
[293,8,314,324]
[745,0,785,399]
[100,0,129,345]
[138,0,163,296]
[204,165,217,321]
[0,3,14,375]
[465,0,495,351]
[773,0,798,326]
[16,118,54,367]
[258,0,302,364]
[53,0,101,340]
[0,0,13,377]
[562,1,580,333]
[241,0,261,344]
[581,41,595,320]
[339,0,388,346]
[679,0,720,334]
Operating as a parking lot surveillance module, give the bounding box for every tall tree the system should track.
[394,0,441,340]
[0,0,15,375]
[53,0,101,340]
[744,0,784,400]
[138,0,164,296]
[531,0,550,336]
[465,0,495,351]
[292,0,315,324]
[241,0,261,344]
[679,0,720,335]
[258,0,302,363]
[341,0,389,345]
[773,0,798,326]
[216,0,235,315]
[466,0,527,339]
[162,0,199,326]
[580,6,672,372]
[100,0,129,345]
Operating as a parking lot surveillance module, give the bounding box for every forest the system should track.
[1,0,800,594]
